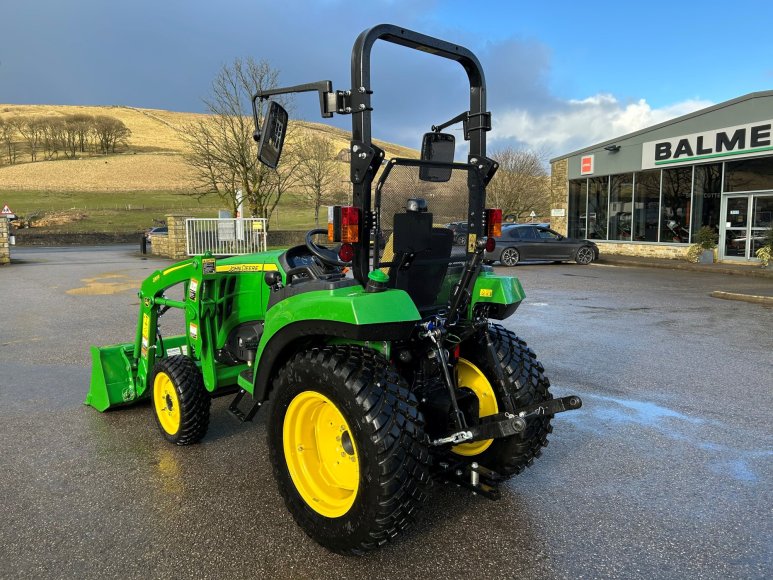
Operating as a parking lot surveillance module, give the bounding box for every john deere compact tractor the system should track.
[87,24,581,554]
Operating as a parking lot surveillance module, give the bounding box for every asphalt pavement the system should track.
[0,246,771,579]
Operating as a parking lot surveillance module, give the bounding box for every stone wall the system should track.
[596,241,689,260]
[14,230,141,246]
[550,159,569,235]
[267,229,307,248]
[0,218,9,265]
[150,214,188,260]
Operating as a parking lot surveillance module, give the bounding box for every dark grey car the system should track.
[486,224,599,266]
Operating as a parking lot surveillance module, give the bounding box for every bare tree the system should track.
[487,146,551,221]
[0,118,19,165]
[183,58,296,222]
[60,116,82,158]
[266,125,304,219]
[40,117,65,160]
[69,113,94,153]
[15,117,44,161]
[297,134,340,225]
[93,116,131,153]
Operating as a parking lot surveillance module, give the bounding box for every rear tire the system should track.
[150,355,210,445]
[500,247,520,267]
[267,346,431,555]
[460,324,552,478]
[575,245,595,265]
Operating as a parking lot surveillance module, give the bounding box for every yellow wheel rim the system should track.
[153,372,181,435]
[452,358,499,456]
[283,391,359,518]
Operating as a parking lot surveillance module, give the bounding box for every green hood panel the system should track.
[256,285,420,359]
[265,285,420,332]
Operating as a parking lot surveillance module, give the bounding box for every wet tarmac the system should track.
[1,246,771,579]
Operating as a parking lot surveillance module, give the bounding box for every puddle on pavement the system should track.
[594,395,703,426]
[67,273,142,295]
[563,392,770,483]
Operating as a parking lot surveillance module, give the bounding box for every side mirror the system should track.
[419,132,454,182]
[257,101,288,169]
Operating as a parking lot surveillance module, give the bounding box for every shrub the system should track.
[686,244,703,263]
[755,226,773,266]
[695,226,718,250]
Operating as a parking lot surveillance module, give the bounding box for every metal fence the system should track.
[186,218,268,256]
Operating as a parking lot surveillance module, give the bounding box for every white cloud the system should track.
[490,94,714,156]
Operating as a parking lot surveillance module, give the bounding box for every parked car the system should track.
[443,221,469,245]
[145,226,168,244]
[486,223,599,266]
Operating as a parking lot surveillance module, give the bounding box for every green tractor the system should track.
[86,24,581,555]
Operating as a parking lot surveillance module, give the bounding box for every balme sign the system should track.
[642,120,773,170]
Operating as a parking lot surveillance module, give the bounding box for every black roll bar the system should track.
[348,24,489,284]
[350,24,488,158]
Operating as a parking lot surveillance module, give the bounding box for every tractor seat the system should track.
[387,227,453,309]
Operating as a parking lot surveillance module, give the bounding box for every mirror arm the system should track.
[431,111,468,134]
[252,80,335,121]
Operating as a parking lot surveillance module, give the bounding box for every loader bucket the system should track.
[85,343,139,411]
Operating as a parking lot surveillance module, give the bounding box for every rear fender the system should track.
[469,273,525,320]
[249,286,420,400]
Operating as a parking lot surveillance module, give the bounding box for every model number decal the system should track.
[214,264,278,273]
[479,288,493,298]
[142,313,150,344]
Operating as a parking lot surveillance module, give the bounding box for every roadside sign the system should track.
[1,204,15,218]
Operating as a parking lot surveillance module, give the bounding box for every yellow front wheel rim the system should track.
[153,372,181,435]
[452,358,499,456]
[283,391,359,518]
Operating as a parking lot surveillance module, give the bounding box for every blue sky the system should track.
[1,0,771,156]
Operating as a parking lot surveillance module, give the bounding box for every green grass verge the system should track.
[1,189,327,233]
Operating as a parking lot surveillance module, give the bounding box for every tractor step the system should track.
[228,381,262,423]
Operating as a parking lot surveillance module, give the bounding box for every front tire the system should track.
[150,355,210,445]
[500,247,520,267]
[575,245,595,265]
[267,346,431,555]
[460,324,552,477]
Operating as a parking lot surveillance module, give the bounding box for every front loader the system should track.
[86,24,581,555]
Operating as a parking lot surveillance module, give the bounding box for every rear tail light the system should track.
[486,208,502,238]
[485,237,496,252]
[338,243,354,262]
[327,206,360,243]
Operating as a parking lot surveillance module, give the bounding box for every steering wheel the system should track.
[305,228,351,267]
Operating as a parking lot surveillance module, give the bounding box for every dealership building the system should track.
[549,91,773,262]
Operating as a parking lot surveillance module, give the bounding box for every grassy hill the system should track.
[0,104,416,232]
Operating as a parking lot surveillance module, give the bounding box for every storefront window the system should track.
[660,167,692,243]
[568,179,587,239]
[633,170,660,242]
[609,174,633,240]
[724,155,773,192]
[587,176,609,239]
[690,163,722,243]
